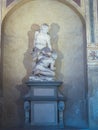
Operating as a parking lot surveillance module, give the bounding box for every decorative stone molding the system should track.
[58,101,65,128]
[87,44,98,66]
[5,0,83,8]
[24,101,30,124]
[1,0,85,22]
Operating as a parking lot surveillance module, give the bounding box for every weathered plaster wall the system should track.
[88,66,98,129]
[2,0,87,127]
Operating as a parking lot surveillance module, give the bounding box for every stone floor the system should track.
[0,126,89,130]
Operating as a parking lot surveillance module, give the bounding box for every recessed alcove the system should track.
[1,0,87,128]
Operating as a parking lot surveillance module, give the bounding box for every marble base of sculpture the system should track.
[29,75,55,81]
[24,81,65,127]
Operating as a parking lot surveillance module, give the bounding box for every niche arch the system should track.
[1,0,87,87]
[1,0,88,128]
[2,0,85,24]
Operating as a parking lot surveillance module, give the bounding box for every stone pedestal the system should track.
[24,81,65,127]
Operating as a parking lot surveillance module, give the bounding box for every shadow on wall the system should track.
[15,24,40,126]
[49,23,64,81]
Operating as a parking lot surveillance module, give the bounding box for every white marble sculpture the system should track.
[29,24,57,81]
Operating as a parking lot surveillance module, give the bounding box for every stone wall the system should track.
[1,0,86,127]
[86,0,98,129]
[88,66,98,129]
[0,0,98,129]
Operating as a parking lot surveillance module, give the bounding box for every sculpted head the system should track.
[40,24,49,33]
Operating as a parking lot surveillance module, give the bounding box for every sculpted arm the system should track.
[33,31,39,47]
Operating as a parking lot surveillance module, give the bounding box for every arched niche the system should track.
[1,0,88,128]
[2,0,84,21]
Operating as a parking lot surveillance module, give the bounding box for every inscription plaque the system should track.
[34,88,55,96]
[31,101,57,125]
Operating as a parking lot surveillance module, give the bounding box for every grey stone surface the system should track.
[24,81,64,126]
[33,88,55,96]
[88,66,98,129]
[31,101,57,125]
[0,127,89,130]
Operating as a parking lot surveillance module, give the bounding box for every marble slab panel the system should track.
[31,101,57,125]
